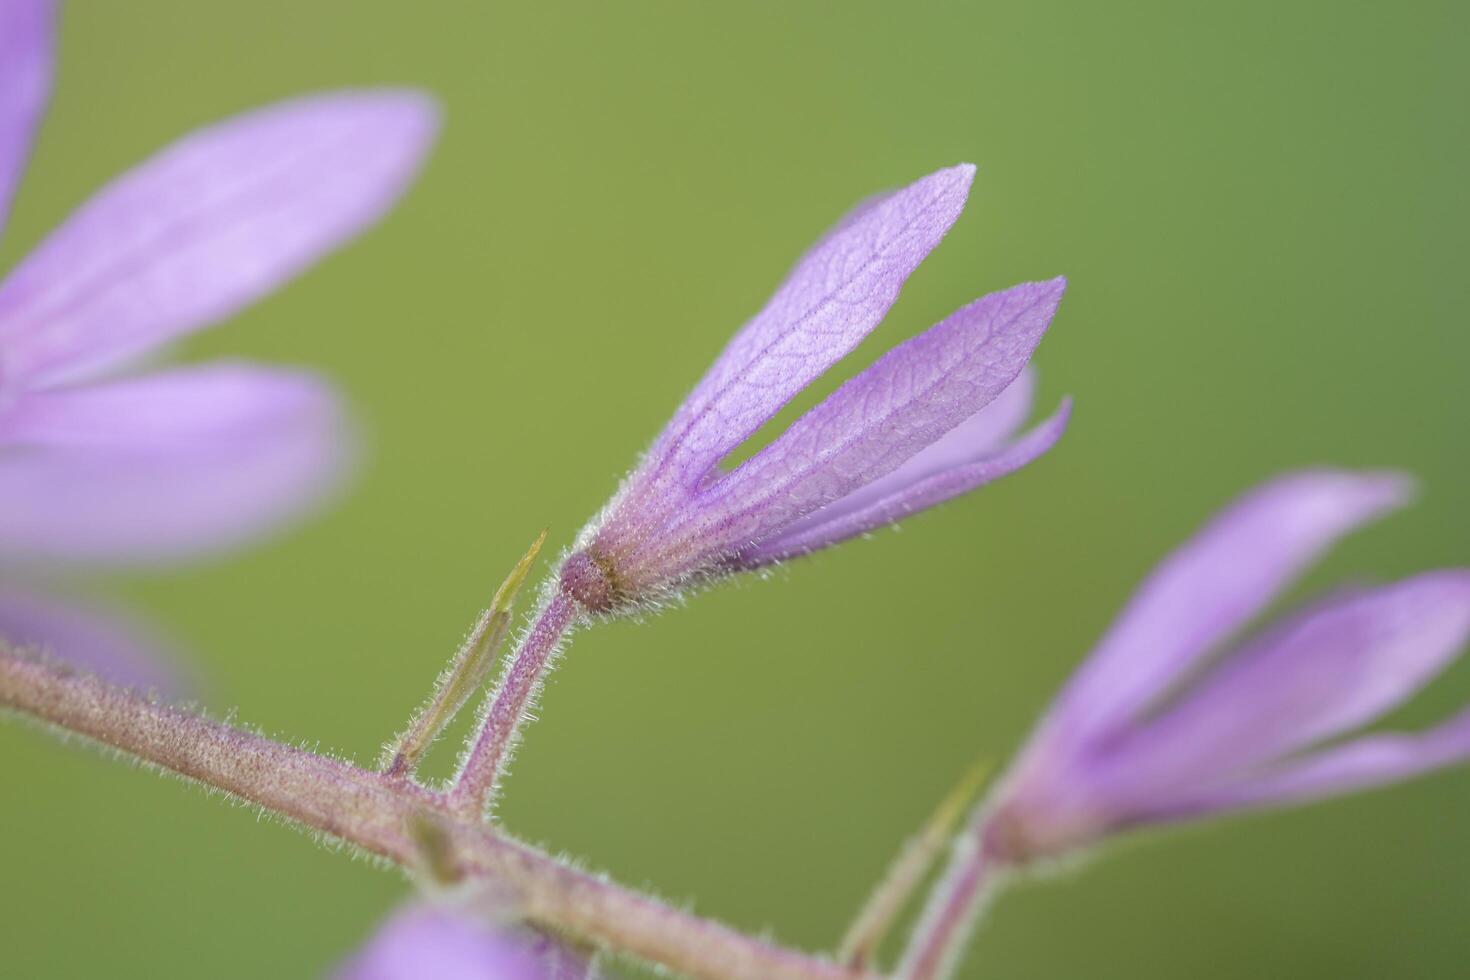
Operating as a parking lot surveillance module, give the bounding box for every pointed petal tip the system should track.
[1275,467,1418,518]
[1023,396,1073,455]
[1357,468,1418,507]
[370,87,443,131]
[306,87,443,150]
[1023,276,1067,310]
[983,276,1067,327]
[918,163,976,202]
[1052,394,1075,425]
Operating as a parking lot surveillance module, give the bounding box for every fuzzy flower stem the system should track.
[895,832,1001,980]
[450,593,579,817]
[838,764,989,969]
[0,643,864,980]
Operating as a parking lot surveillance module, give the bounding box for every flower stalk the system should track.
[450,592,580,818]
[0,642,866,980]
[895,833,1003,980]
[838,763,989,969]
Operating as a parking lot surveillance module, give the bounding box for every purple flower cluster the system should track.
[3,3,1467,977]
[558,165,1069,614]
[985,471,1470,861]
[0,0,436,687]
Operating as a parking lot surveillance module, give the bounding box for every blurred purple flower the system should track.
[0,1,438,685]
[559,164,1070,614]
[983,470,1470,862]
[337,902,597,980]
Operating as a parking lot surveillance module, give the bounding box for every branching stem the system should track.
[0,644,865,980]
[838,763,989,968]
[384,531,546,780]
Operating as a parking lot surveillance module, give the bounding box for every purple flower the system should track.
[337,902,596,980]
[983,471,1470,862]
[0,1,438,683]
[557,164,1070,614]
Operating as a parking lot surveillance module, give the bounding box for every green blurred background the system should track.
[2,1,1467,976]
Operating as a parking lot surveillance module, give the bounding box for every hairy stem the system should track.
[450,592,578,817]
[0,645,863,980]
[839,764,989,969]
[895,830,1002,980]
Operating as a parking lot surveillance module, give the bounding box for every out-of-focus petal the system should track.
[739,394,1069,566]
[336,904,544,980]
[0,90,439,388]
[639,165,975,490]
[0,585,184,695]
[0,361,328,449]
[0,365,348,564]
[521,929,600,980]
[1049,470,1413,743]
[1109,571,1470,800]
[693,277,1063,548]
[0,0,53,237]
[1167,707,1470,817]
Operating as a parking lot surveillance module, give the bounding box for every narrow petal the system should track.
[1170,707,1470,816]
[337,904,545,980]
[919,361,1039,460]
[0,361,328,449]
[1048,470,1414,743]
[738,366,1043,563]
[0,0,53,237]
[637,165,975,490]
[0,365,348,564]
[739,394,1070,566]
[1109,571,1470,801]
[0,585,185,695]
[0,90,439,388]
[692,277,1064,550]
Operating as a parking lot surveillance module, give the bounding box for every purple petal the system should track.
[0,0,53,237]
[1109,571,1470,802]
[0,90,439,389]
[637,164,975,491]
[1172,706,1470,816]
[0,585,185,695]
[750,365,1038,537]
[690,277,1064,549]
[1049,470,1414,743]
[739,390,1070,566]
[0,361,328,449]
[337,904,545,980]
[0,364,349,564]
[921,361,1039,459]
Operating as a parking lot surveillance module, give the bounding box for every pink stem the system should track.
[450,593,578,817]
[0,644,864,980]
[896,833,1001,980]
